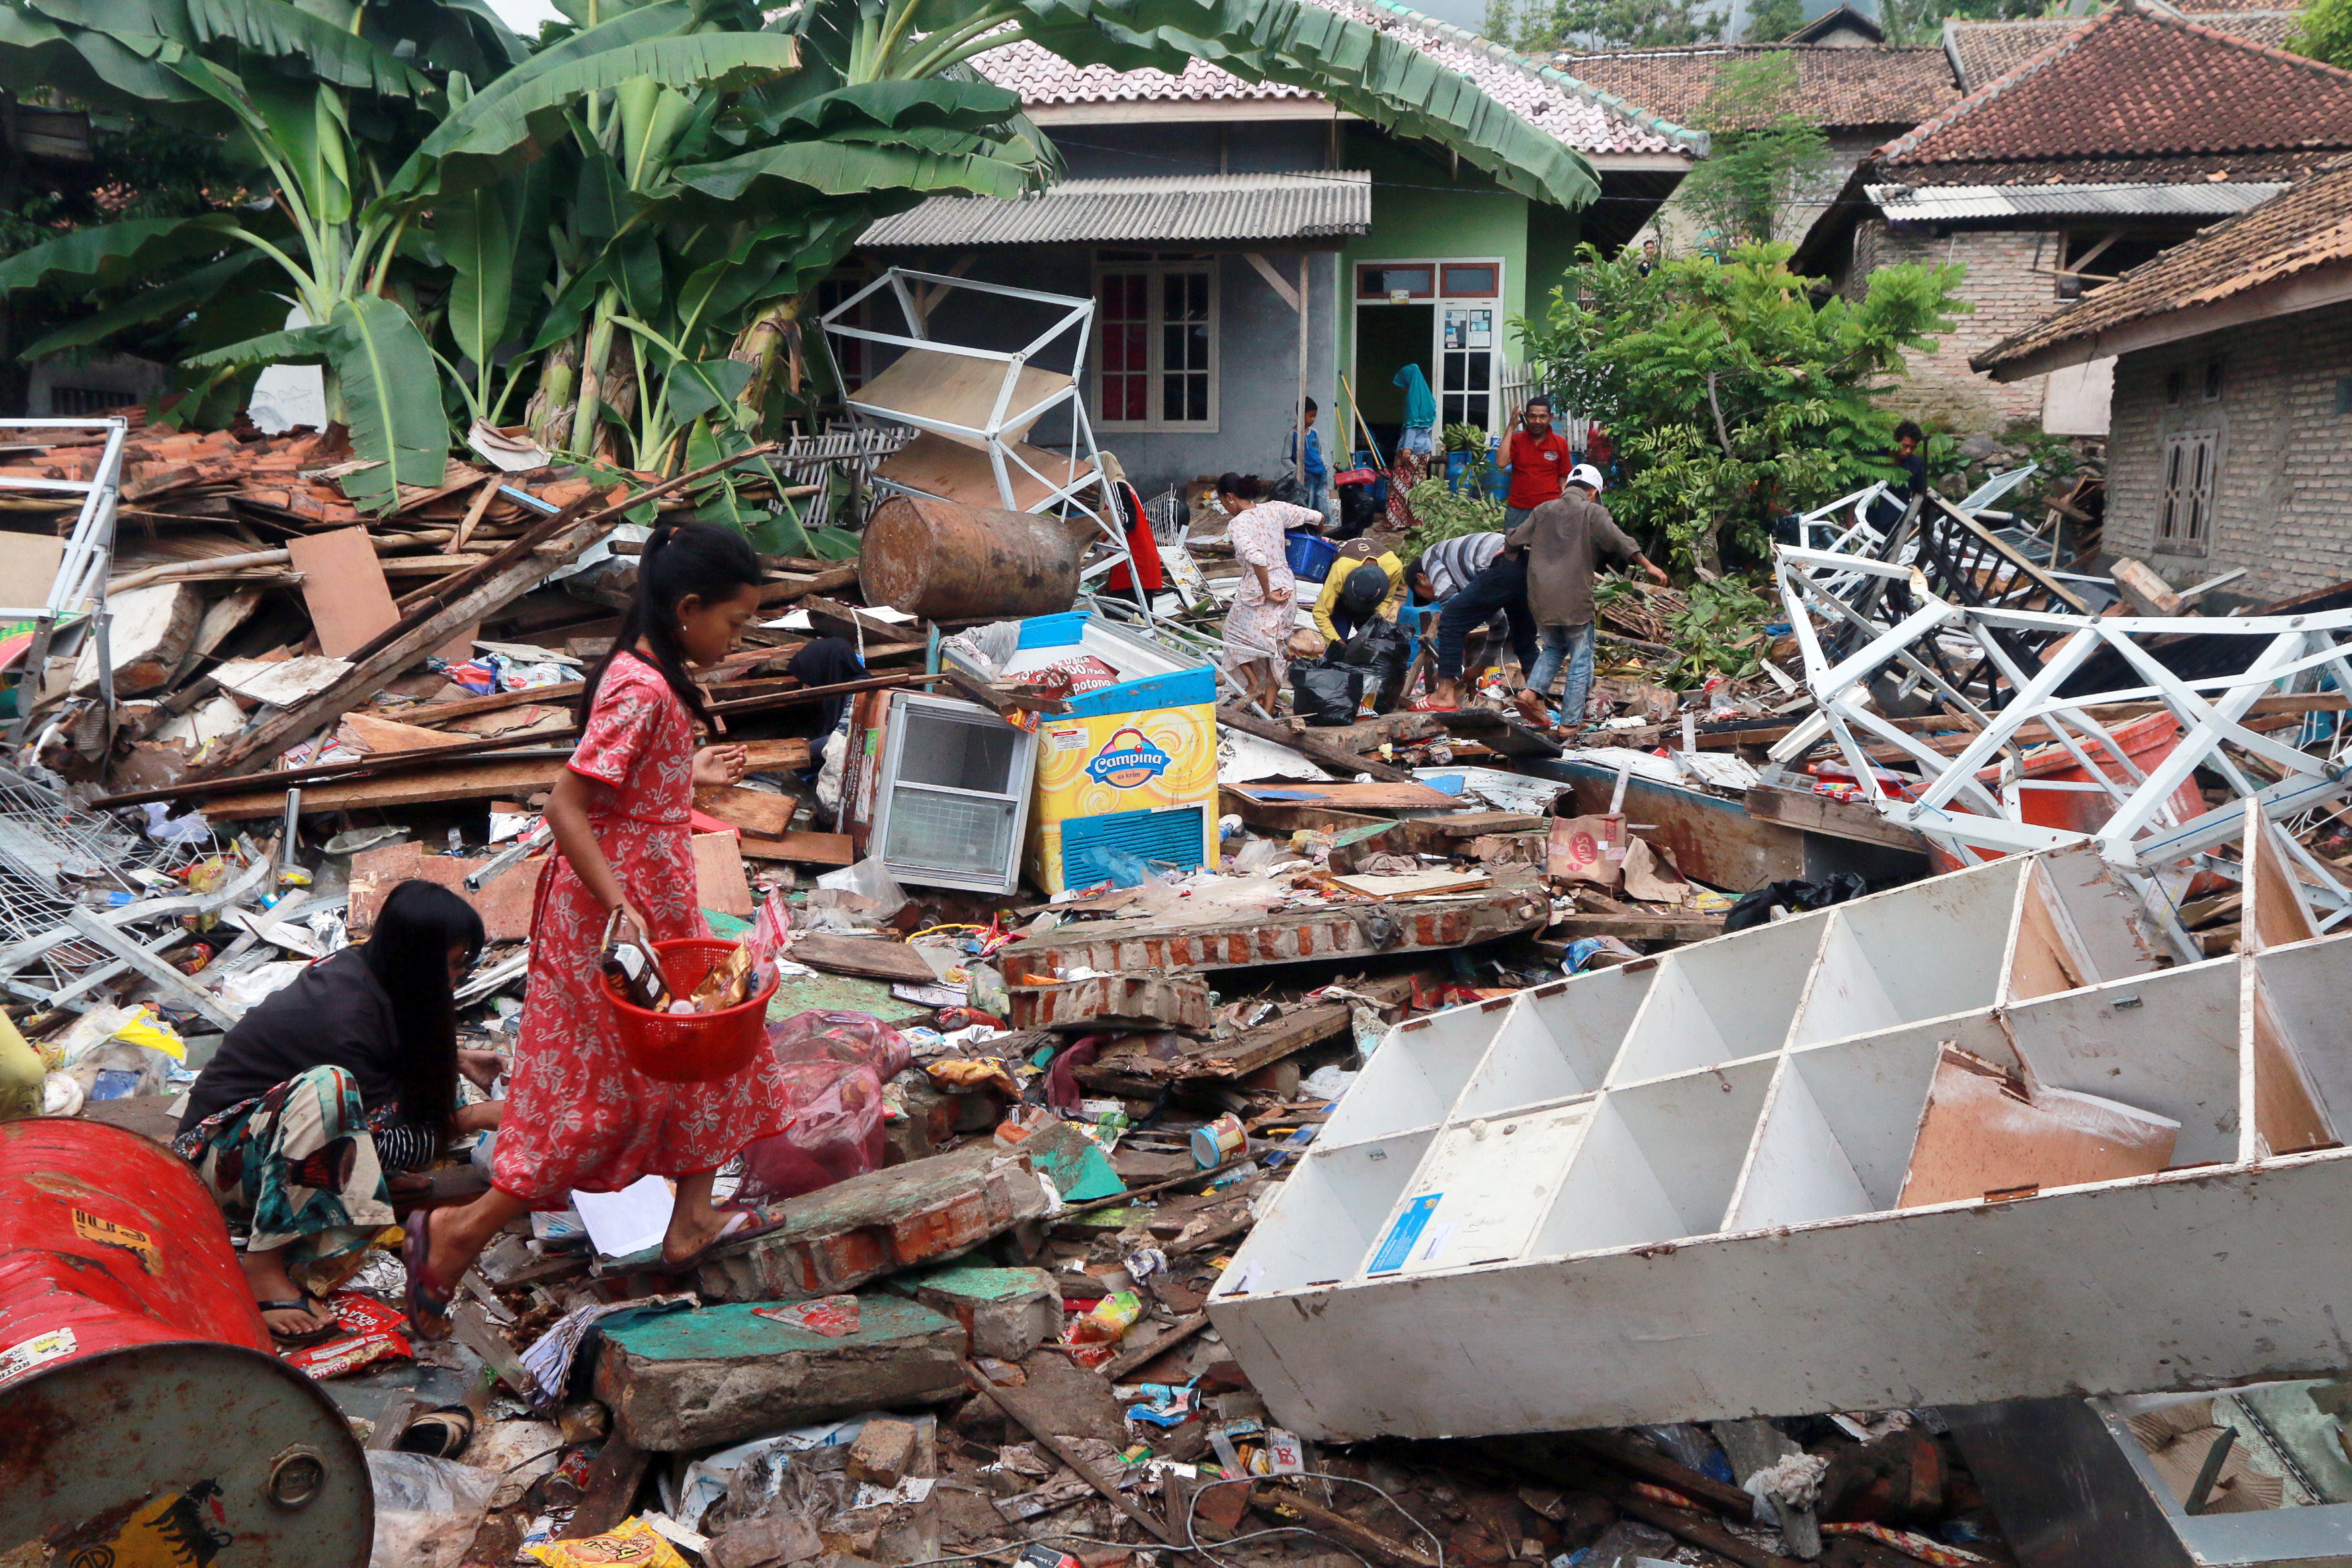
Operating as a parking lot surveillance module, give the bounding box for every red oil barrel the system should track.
[0,1117,372,1565]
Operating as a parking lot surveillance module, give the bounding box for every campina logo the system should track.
[1085,726,1171,787]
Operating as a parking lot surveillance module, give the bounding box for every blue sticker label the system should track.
[1367,1193,1443,1275]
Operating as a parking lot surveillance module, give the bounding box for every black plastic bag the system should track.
[1291,664,1364,726]
[1721,873,1869,934]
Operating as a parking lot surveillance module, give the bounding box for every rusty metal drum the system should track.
[858,494,1087,619]
[0,1117,372,1566]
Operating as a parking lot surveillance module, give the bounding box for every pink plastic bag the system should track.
[765,1009,912,1078]
[735,1011,908,1201]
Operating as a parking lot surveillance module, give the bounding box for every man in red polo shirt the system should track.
[1497,396,1573,530]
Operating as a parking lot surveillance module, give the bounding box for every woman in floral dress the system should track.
[405,523,792,1335]
[1216,472,1323,711]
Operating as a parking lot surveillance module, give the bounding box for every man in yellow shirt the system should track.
[1311,538,1405,644]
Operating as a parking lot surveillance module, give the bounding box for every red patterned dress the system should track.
[491,650,792,1202]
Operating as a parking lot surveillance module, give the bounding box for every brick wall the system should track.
[2105,302,2352,603]
[1845,222,2062,434]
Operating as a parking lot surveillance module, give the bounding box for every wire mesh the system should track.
[0,767,165,992]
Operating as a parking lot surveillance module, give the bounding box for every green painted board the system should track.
[599,1294,956,1362]
[902,1263,1053,1303]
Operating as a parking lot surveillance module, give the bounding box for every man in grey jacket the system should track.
[1503,464,1668,729]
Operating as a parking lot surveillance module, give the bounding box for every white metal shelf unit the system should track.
[1210,833,2352,1440]
[818,268,1144,623]
[3,417,128,745]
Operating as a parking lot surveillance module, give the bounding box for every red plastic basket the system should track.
[603,937,778,1083]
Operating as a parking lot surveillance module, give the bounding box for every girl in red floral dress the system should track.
[405,523,793,1334]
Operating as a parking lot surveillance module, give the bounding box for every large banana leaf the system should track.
[327,296,454,503]
[19,251,269,357]
[181,320,339,367]
[436,185,515,372]
[0,212,241,292]
[1013,0,1599,210]
[673,128,1046,207]
[0,2,212,115]
[183,0,430,93]
[382,7,798,204]
[758,77,1022,135]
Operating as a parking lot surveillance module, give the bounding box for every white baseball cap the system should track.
[1569,463,1605,493]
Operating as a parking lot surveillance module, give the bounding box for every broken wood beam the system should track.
[185,444,780,783]
[1100,1311,1212,1381]
[556,1435,650,1542]
[962,1360,1184,1549]
[1249,1481,1440,1568]
[1216,703,1416,783]
[1609,1490,1793,1568]
[1560,1432,1759,1522]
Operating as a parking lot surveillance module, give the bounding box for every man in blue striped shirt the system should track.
[1411,530,1536,709]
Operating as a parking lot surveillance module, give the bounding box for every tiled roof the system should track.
[1974,155,2352,370]
[969,0,1700,157]
[859,171,1374,247]
[1943,10,2300,93]
[1881,4,2352,170]
[975,40,1318,105]
[1880,148,2335,185]
[1560,42,1961,130]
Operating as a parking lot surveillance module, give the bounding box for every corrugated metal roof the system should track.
[1869,179,2290,220]
[859,171,1374,248]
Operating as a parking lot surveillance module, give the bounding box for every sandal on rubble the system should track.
[259,1300,343,1350]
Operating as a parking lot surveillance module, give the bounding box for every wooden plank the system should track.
[1078,1004,1350,1091]
[1249,1484,1439,1568]
[556,1435,650,1542]
[287,526,401,658]
[341,711,480,755]
[196,756,571,818]
[1437,707,1564,758]
[1742,781,1931,855]
[694,784,792,838]
[790,934,935,984]
[1534,912,1726,945]
[692,831,754,917]
[737,830,854,866]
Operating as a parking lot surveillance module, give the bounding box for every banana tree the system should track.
[0,0,530,495]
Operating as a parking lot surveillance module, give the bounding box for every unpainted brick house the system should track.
[1796,1,2352,437]
[1974,157,2352,603]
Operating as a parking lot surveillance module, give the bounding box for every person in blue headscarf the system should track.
[1393,363,1436,456]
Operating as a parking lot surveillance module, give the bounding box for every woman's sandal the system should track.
[395,1405,476,1460]
[655,1204,773,1276]
[258,1300,343,1350]
[401,1211,458,1340]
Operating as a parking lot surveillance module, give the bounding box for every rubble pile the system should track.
[10,382,2352,1568]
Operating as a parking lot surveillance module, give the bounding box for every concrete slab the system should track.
[593,1295,965,1450]
[598,1145,1055,1303]
[899,1264,1062,1361]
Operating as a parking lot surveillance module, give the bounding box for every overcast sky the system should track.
[487,0,563,34]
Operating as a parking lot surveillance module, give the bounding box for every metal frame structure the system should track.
[3,416,127,747]
[1768,543,2352,937]
[818,267,1146,624]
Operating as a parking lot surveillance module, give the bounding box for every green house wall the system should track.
[1336,129,1580,438]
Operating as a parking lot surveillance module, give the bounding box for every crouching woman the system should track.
[173,879,502,1348]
